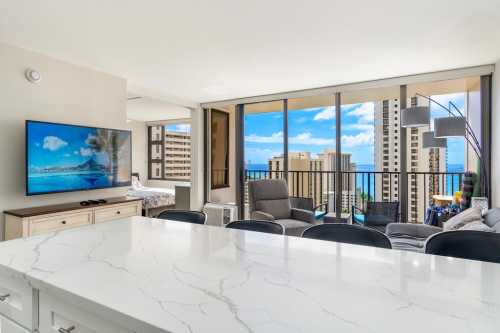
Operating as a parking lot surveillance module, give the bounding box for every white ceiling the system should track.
[127,97,191,122]
[1,0,499,106]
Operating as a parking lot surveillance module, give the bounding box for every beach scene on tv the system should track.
[27,122,131,195]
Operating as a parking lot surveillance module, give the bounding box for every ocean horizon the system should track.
[246,163,465,196]
[246,163,465,172]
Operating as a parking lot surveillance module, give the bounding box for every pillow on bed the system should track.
[131,176,143,189]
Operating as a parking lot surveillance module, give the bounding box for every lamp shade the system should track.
[401,106,430,128]
[422,131,447,148]
[434,117,466,138]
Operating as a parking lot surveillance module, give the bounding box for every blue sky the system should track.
[244,93,466,168]
[166,123,191,133]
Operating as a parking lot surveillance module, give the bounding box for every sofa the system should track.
[386,207,500,252]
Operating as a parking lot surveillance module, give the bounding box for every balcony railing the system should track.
[244,170,464,223]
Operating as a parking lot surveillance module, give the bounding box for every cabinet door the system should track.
[0,273,33,330]
[39,292,135,333]
[0,313,30,333]
[29,211,92,236]
[94,203,140,224]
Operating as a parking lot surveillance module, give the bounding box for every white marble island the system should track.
[0,216,498,332]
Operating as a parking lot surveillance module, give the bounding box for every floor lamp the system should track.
[401,93,487,197]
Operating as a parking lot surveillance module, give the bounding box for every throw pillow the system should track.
[443,207,482,231]
[459,220,495,232]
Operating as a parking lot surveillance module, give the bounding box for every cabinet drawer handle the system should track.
[61,220,67,224]
[0,293,10,302]
[116,211,121,214]
[58,325,76,333]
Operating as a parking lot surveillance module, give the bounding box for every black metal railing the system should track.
[244,170,464,223]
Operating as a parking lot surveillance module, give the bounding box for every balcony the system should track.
[245,170,464,223]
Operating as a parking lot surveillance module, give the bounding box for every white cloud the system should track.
[80,147,93,157]
[341,131,374,148]
[345,103,374,124]
[313,106,335,121]
[245,131,284,144]
[42,136,68,151]
[290,133,335,145]
[245,131,335,146]
[342,123,374,131]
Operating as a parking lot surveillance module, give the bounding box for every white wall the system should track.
[492,60,500,207]
[0,43,129,239]
[189,107,205,210]
[126,120,147,179]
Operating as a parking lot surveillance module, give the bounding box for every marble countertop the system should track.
[0,216,499,332]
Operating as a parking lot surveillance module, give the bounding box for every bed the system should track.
[127,174,176,217]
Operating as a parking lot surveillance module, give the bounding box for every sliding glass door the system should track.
[206,74,490,223]
[287,95,336,213]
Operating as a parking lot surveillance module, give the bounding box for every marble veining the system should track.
[0,216,499,332]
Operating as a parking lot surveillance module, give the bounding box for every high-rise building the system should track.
[149,126,191,181]
[268,150,356,212]
[164,130,191,180]
[374,97,446,222]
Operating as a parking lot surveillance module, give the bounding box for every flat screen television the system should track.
[26,120,132,196]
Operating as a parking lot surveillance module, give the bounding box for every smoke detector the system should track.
[25,69,42,83]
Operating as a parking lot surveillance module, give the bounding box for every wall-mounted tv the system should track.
[26,120,132,196]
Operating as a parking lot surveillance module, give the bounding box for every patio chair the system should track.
[352,202,399,233]
[289,196,328,220]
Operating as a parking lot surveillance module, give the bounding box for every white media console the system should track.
[3,197,142,240]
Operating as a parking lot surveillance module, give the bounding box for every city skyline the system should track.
[244,93,466,167]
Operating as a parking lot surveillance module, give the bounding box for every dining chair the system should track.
[226,220,284,235]
[302,223,392,249]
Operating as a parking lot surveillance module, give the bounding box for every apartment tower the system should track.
[269,150,356,212]
[374,97,446,222]
[149,126,191,181]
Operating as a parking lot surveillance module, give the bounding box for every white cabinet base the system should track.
[0,313,30,333]
[4,199,142,240]
[39,292,134,333]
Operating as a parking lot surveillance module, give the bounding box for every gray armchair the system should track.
[248,179,316,236]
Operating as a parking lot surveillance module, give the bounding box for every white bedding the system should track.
[127,186,175,210]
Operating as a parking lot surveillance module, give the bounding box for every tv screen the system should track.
[26,120,132,195]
